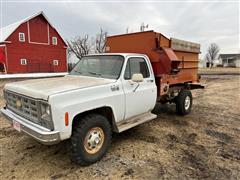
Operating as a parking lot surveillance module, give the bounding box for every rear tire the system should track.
[175,89,192,115]
[71,114,112,166]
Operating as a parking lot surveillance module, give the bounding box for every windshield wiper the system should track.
[88,71,103,77]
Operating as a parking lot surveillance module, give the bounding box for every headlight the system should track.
[41,103,50,116]
[3,90,7,106]
[40,102,53,130]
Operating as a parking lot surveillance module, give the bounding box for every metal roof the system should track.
[0,21,20,43]
[219,54,240,59]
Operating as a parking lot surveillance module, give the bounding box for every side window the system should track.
[20,59,27,65]
[52,37,57,45]
[19,33,25,42]
[53,60,59,66]
[124,57,150,79]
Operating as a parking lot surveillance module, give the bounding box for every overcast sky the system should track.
[1,0,239,58]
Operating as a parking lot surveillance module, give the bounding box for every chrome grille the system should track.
[5,91,40,124]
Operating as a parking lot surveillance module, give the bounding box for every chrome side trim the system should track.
[116,112,157,132]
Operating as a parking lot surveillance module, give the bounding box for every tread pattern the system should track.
[176,89,192,115]
[71,114,112,166]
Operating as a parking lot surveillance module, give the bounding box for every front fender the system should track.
[48,83,125,140]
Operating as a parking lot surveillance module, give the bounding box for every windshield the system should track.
[70,55,124,79]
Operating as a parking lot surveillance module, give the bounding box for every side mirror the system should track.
[132,73,144,82]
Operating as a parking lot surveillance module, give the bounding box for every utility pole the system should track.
[140,22,149,32]
[126,27,129,34]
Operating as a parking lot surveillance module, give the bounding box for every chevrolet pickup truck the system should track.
[1,53,201,165]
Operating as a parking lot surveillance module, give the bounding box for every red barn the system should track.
[0,11,68,74]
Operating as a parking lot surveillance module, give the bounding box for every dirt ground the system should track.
[0,76,240,180]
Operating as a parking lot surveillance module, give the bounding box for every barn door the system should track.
[28,59,52,73]
[28,60,40,73]
[40,61,51,72]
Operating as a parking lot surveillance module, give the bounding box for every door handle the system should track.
[111,85,119,91]
[147,79,154,83]
[129,81,136,86]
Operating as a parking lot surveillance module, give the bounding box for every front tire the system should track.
[175,89,192,115]
[71,114,112,166]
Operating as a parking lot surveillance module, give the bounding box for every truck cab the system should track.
[1,53,160,165]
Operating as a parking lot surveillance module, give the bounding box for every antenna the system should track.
[140,23,149,32]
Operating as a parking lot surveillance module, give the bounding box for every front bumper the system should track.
[0,107,60,145]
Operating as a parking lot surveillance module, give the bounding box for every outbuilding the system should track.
[218,54,240,67]
[0,11,68,73]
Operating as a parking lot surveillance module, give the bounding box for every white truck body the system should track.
[1,53,157,144]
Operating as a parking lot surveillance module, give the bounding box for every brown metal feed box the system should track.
[106,30,201,97]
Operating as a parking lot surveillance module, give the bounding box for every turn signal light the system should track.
[65,112,69,126]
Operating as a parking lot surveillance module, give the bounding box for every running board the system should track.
[116,112,157,132]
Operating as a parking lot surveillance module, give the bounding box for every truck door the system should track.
[122,56,157,120]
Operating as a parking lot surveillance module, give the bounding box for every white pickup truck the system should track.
[1,53,195,165]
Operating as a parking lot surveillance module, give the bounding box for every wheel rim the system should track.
[184,96,191,110]
[84,127,105,154]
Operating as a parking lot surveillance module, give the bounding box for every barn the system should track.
[0,11,68,74]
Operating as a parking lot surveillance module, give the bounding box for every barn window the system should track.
[52,37,57,45]
[53,60,59,66]
[19,33,25,42]
[20,59,27,65]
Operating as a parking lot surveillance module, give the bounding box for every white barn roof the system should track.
[0,21,20,43]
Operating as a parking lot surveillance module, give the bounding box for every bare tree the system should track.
[205,43,220,68]
[67,28,108,59]
[66,44,72,57]
[67,35,92,59]
[95,28,107,53]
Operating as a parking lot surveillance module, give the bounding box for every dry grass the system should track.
[199,67,240,74]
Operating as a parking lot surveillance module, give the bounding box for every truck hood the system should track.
[4,75,115,100]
